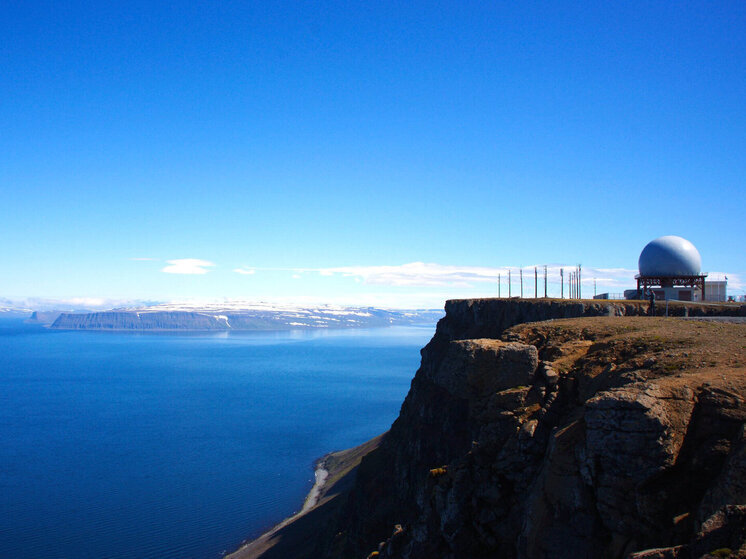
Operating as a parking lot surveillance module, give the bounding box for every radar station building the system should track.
[632,236,724,302]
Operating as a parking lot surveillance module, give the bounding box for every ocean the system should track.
[0,318,436,559]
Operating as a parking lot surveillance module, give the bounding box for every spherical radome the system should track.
[638,236,702,276]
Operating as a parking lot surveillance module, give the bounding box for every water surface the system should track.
[0,319,435,558]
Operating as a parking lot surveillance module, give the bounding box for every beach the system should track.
[226,435,383,559]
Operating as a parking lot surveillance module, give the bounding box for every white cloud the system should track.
[306,262,645,292]
[234,267,256,275]
[1,297,163,311]
[312,262,500,287]
[162,259,215,275]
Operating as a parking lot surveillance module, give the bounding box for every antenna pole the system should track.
[544,265,547,298]
[573,271,576,299]
[520,269,523,298]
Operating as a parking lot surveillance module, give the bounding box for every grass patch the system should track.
[429,466,448,478]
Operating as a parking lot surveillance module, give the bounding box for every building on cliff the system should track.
[595,236,728,303]
[635,235,708,301]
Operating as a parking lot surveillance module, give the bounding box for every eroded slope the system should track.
[334,317,746,559]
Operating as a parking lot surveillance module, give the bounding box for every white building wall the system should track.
[704,281,727,302]
[693,280,727,302]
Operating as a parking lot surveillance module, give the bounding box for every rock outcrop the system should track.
[437,298,745,341]
[254,298,746,559]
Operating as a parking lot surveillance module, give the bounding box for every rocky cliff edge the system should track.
[240,298,746,559]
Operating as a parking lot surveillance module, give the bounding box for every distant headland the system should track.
[38,303,444,331]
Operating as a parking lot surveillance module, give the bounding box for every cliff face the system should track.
[51,311,229,330]
[436,298,745,340]
[318,299,746,559]
[49,308,444,330]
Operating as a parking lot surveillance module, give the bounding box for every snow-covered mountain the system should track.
[48,302,444,330]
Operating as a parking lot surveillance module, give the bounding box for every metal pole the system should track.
[560,268,564,298]
[578,265,582,300]
[544,265,547,298]
[520,269,523,298]
[535,267,538,298]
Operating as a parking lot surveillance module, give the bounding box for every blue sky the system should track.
[2,1,744,307]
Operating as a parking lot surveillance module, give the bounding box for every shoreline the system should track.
[225,457,332,559]
[226,435,384,559]
[301,461,330,514]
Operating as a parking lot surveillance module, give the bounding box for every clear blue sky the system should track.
[2,1,744,306]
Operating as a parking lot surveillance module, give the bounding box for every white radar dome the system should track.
[638,236,702,277]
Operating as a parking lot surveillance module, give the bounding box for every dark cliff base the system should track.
[228,436,384,559]
[236,298,746,559]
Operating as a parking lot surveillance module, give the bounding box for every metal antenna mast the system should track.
[520,269,523,298]
[544,265,547,298]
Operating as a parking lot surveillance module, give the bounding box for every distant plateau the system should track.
[43,307,444,331]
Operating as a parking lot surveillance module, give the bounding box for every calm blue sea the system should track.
[0,318,435,559]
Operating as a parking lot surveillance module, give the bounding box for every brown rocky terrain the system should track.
[236,299,746,559]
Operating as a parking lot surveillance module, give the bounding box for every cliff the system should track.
[51,311,233,330]
[237,298,746,559]
[49,308,443,330]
